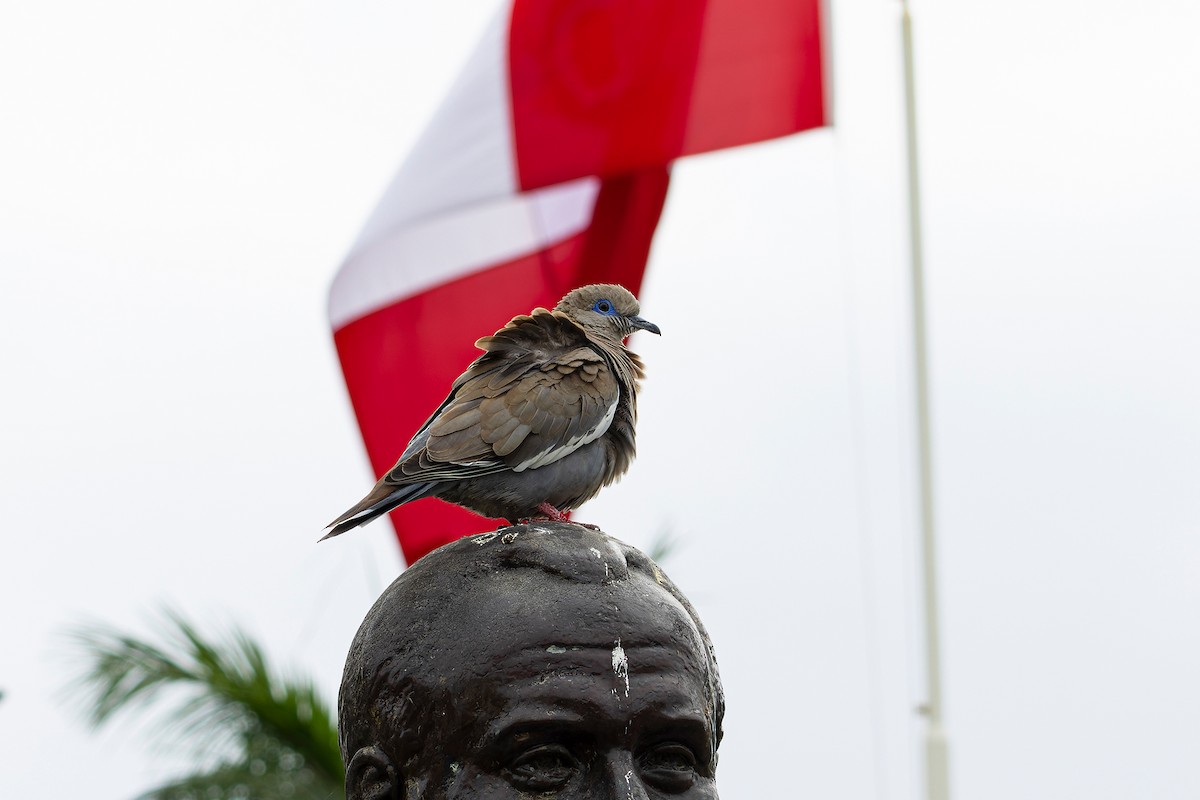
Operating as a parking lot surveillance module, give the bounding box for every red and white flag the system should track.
[330,0,827,564]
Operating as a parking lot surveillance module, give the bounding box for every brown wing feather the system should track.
[384,310,620,483]
[436,344,618,470]
[502,348,618,469]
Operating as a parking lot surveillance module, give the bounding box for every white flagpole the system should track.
[899,2,950,799]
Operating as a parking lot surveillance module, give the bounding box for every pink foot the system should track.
[533,503,599,530]
[516,505,601,530]
[536,502,570,522]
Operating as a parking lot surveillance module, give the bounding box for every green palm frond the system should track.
[646,526,681,563]
[67,610,344,800]
[137,733,336,800]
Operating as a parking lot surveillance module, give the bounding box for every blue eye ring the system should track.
[592,299,616,315]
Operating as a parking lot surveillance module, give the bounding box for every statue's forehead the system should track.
[449,569,697,651]
[475,650,701,733]
[378,571,708,703]
[354,528,714,705]
[465,641,715,751]
[493,637,705,679]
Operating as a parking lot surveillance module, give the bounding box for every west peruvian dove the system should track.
[323,284,659,540]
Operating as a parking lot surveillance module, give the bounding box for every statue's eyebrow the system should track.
[477,705,594,757]
[485,700,593,740]
[483,699,712,745]
[633,707,711,733]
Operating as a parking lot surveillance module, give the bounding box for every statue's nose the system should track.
[597,750,649,800]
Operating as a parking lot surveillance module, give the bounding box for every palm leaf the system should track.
[646,526,681,563]
[67,610,344,799]
[137,732,337,800]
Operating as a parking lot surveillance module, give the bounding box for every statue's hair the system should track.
[337,524,724,768]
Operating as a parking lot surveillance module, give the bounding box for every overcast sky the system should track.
[2,1,1199,797]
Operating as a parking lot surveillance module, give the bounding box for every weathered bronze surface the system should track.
[339,522,723,799]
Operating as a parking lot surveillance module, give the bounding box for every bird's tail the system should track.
[320,483,434,541]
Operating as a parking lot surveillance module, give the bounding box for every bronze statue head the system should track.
[339,523,723,799]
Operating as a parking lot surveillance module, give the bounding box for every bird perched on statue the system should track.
[322,284,660,540]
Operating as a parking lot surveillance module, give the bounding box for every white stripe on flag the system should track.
[329,177,600,329]
[349,10,518,259]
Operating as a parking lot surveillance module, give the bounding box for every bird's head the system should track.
[555,284,661,340]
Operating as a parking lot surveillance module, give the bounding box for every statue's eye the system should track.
[639,742,699,793]
[593,299,614,315]
[505,744,578,791]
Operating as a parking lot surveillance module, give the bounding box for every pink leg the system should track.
[536,502,570,522]
[534,503,600,530]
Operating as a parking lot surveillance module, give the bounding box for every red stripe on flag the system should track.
[577,168,670,287]
[508,0,826,191]
[509,0,706,190]
[683,0,826,155]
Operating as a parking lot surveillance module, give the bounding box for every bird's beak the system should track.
[628,315,661,336]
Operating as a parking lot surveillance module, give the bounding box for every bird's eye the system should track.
[593,299,614,315]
